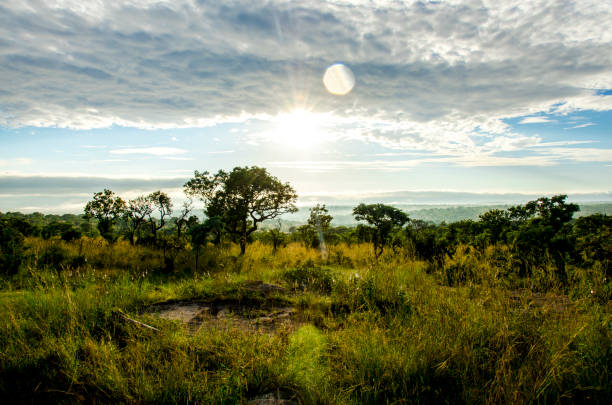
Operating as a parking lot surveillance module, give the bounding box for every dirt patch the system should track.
[145,281,299,333]
[509,289,571,313]
[243,280,287,295]
[248,391,298,404]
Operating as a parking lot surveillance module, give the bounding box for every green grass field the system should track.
[1,238,610,404]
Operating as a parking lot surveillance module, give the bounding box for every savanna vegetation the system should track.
[0,166,610,404]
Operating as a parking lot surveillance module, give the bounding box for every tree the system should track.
[267,219,286,252]
[41,221,75,240]
[297,204,333,248]
[506,195,579,281]
[307,204,333,249]
[124,195,153,245]
[188,216,225,271]
[185,166,298,255]
[571,214,612,275]
[0,220,25,275]
[353,203,409,258]
[146,191,173,244]
[84,189,126,242]
[174,199,194,240]
[478,209,511,244]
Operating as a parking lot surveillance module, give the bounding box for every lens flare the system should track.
[323,63,355,96]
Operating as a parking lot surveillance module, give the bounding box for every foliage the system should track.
[353,203,409,258]
[84,189,126,243]
[41,221,81,241]
[146,190,173,244]
[0,220,25,275]
[281,263,336,293]
[0,230,610,403]
[185,166,298,254]
[124,195,153,245]
[0,191,611,403]
[297,204,333,249]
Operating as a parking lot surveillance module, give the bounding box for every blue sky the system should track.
[1,0,612,213]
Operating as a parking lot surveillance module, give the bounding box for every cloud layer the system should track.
[1,0,612,158]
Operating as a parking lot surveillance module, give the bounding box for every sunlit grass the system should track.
[0,237,609,403]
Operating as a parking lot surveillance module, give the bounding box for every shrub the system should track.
[0,221,25,275]
[38,244,71,270]
[332,271,412,315]
[442,245,482,286]
[281,262,336,293]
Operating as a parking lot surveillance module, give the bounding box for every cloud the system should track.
[0,158,33,166]
[1,0,612,160]
[566,123,595,129]
[268,144,612,171]
[519,117,554,124]
[530,140,595,147]
[207,150,235,154]
[0,175,186,193]
[3,173,609,214]
[110,147,187,156]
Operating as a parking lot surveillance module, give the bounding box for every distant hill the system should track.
[4,202,611,230]
[276,202,612,226]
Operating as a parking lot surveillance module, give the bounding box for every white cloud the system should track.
[566,123,595,129]
[0,158,33,166]
[530,140,595,147]
[162,156,194,161]
[110,147,187,156]
[1,0,612,163]
[207,150,235,154]
[519,117,554,124]
[269,143,612,171]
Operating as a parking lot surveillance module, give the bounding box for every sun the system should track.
[269,109,329,148]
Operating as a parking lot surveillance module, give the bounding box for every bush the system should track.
[442,245,481,286]
[38,244,71,270]
[281,262,336,293]
[332,271,413,315]
[0,221,25,275]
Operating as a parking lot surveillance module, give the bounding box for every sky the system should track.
[1,0,612,213]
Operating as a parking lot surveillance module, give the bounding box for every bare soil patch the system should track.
[508,289,571,313]
[145,281,300,333]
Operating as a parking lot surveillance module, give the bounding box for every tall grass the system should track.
[0,237,609,403]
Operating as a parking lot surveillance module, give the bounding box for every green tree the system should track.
[3,217,39,237]
[124,195,153,245]
[188,216,224,271]
[0,220,25,275]
[185,166,298,255]
[507,195,579,281]
[146,191,173,244]
[84,189,126,243]
[173,199,194,240]
[306,204,333,249]
[478,209,510,244]
[41,221,74,239]
[353,203,409,258]
[261,219,286,252]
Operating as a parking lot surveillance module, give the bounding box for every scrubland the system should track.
[1,237,609,404]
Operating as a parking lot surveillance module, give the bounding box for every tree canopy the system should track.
[353,203,409,257]
[84,189,126,242]
[184,166,297,254]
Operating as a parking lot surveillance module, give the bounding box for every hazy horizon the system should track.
[1,173,611,215]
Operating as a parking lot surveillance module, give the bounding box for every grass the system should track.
[0,239,610,403]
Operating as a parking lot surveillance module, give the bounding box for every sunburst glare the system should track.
[268,109,331,148]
